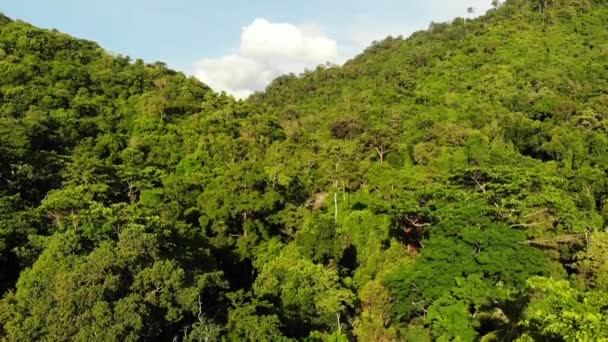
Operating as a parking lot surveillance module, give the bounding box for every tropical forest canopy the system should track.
[1,0,608,340]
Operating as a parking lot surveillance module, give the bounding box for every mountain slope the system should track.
[0,15,251,340]
[253,0,608,171]
[1,0,608,340]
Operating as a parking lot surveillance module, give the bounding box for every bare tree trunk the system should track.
[375,146,390,164]
[336,313,341,332]
[375,147,384,164]
[334,192,338,223]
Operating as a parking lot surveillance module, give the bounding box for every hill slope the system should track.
[1,0,608,340]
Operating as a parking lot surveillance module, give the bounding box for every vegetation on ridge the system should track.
[1,0,608,340]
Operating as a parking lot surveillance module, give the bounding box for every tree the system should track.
[253,245,355,335]
[519,277,608,341]
[0,227,227,341]
[577,232,608,290]
[364,126,394,165]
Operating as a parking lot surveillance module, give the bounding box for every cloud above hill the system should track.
[194,1,495,99]
[195,18,339,99]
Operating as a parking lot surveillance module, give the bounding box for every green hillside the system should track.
[1,0,608,340]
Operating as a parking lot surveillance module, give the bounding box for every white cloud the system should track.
[195,18,339,99]
[195,54,273,99]
[240,19,338,64]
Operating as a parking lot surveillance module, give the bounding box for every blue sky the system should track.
[1,0,492,97]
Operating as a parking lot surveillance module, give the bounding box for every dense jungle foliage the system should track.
[1,0,608,340]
